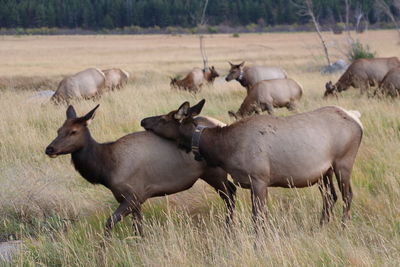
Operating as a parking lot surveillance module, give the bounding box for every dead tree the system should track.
[293,0,332,66]
[376,0,400,41]
[199,0,209,71]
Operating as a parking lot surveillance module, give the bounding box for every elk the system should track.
[45,105,236,237]
[324,57,400,97]
[374,67,400,97]
[170,66,219,93]
[225,62,287,92]
[102,68,129,90]
[141,100,363,231]
[51,68,106,104]
[228,78,303,119]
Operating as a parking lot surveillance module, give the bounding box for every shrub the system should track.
[347,40,376,61]
[207,26,218,34]
[245,23,257,32]
[232,33,240,38]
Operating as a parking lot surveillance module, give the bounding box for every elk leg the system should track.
[334,165,353,228]
[287,102,297,113]
[104,199,132,237]
[201,170,237,225]
[131,202,143,237]
[318,168,337,226]
[265,102,274,115]
[250,179,268,234]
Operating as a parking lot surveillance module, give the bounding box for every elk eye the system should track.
[70,130,77,135]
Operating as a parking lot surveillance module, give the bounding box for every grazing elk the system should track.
[170,66,219,93]
[141,100,363,231]
[228,78,303,119]
[51,68,106,104]
[374,67,400,97]
[102,68,129,90]
[324,57,400,97]
[225,62,287,92]
[45,105,236,237]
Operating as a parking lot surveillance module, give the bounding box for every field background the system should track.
[0,30,399,266]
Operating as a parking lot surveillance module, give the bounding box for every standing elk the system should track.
[51,68,106,104]
[141,100,363,231]
[225,62,287,92]
[45,105,236,237]
[324,57,400,97]
[102,68,129,90]
[170,66,219,93]
[228,78,303,119]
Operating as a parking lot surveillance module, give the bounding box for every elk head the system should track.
[225,61,245,81]
[170,77,178,89]
[324,81,338,98]
[45,105,99,157]
[141,100,206,152]
[209,66,220,81]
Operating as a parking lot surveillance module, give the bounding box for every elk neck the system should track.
[71,131,115,187]
[194,126,230,168]
[236,69,249,89]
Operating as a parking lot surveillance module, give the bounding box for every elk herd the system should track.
[44,55,400,238]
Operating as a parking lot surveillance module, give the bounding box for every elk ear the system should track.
[80,104,100,126]
[228,61,234,67]
[239,61,245,67]
[66,105,77,119]
[174,102,190,121]
[189,99,205,116]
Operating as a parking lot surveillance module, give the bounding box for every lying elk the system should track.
[324,57,400,97]
[170,66,219,93]
[51,68,106,104]
[141,100,363,231]
[374,67,400,97]
[102,68,129,90]
[225,61,287,93]
[45,105,236,236]
[228,78,303,119]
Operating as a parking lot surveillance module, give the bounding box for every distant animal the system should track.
[102,68,129,90]
[225,61,288,92]
[45,105,236,237]
[228,78,303,119]
[324,57,400,97]
[141,100,363,231]
[374,67,400,97]
[170,66,219,93]
[51,68,106,104]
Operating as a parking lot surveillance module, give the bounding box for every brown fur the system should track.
[141,100,363,231]
[170,66,219,93]
[228,78,303,119]
[375,67,400,97]
[324,57,400,97]
[45,105,236,237]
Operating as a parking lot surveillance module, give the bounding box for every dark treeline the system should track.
[0,0,398,29]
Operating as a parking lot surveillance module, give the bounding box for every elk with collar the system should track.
[141,99,363,231]
[225,61,288,93]
[45,105,236,237]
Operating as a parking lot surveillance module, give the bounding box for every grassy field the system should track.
[0,30,399,266]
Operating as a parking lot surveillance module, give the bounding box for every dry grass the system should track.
[0,30,399,266]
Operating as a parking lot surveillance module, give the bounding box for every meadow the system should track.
[0,30,399,266]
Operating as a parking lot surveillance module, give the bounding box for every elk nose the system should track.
[225,77,229,81]
[45,146,55,155]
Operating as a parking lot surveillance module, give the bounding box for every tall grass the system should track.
[0,31,399,265]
